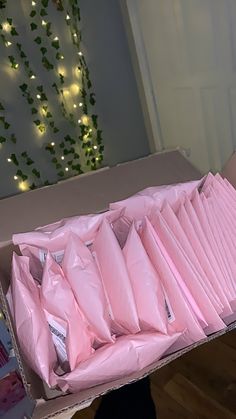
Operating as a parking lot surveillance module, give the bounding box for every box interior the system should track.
[1,150,235,418]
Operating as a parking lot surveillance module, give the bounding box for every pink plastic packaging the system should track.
[57,331,182,393]
[41,253,94,371]
[150,210,225,334]
[110,180,201,221]
[160,202,223,314]
[91,219,140,336]
[62,233,114,347]
[192,191,236,304]
[140,218,206,348]
[13,209,123,252]
[11,253,57,386]
[123,223,168,333]
[176,200,233,318]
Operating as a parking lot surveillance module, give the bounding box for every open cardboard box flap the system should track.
[0,149,235,419]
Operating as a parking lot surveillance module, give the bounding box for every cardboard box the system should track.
[0,149,235,418]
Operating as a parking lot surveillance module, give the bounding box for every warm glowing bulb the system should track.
[93,145,98,150]
[36,94,41,99]
[7,158,11,162]
[66,14,70,20]
[18,181,29,192]
[89,128,92,133]
[96,157,99,161]
[81,115,90,126]
[78,51,83,56]
[61,156,65,160]
[15,63,19,69]
[32,0,36,5]
[73,104,77,108]
[51,142,55,146]
[54,36,59,41]
[70,83,80,95]
[83,134,89,142]
[14,175,18,180]
[79,102,83,107]
[42,20,46,26]
[65,167,69,171]
[6,41,12,47]
[73,33,77,38]
[2,22,11,32]
[60,55,64,59]
[30,74,36,79]
[78,119,81,124]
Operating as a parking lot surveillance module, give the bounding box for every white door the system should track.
[124,0,236,173]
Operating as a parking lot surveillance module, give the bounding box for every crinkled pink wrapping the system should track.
[123,223,168,333]
[140,218,206,348]
[57,331,182,393]
[41,253,94,370]
[109,180,201,220]
[160,203,223,314]
[150,210,225,334]
[192,191,236,303]
[13,209,123,251]
[176,200,233,318]
[62,233,114,347]
[11,253,57,387]
[92,219,140,335]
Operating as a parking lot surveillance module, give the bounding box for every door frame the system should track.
[120,0,163,152]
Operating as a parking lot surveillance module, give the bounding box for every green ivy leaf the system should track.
[57,171,64,177]
[55,52,61,60]
[19,83,28,92]
[0,136,6,143]
[53,127,59,133]
[51,157,57,163]
[40,93,47,101]
[59,73,64,84]
[36,85,43,93]
[46,111,52,118]
[16,169,28,181]
[4,122,10,129]
[34,36,42,44]
[20,51,26,58]
[31,108,38,114]
[44,180,50,186]
[72,164,81,172]
[30,22,37,31]
[32,168,40,178]
[27,97,34,105]
[51,40,59,50]
[40,8,47,16]
[10,27,18,36]
[10,154,19,166]
[59,142,65,148]
[42,56,53,70]
[49,121,54,128]
[40,47,47,55]
[91,114,98,129]
[0,102,4,111]
[26,158,34,166]
[46,22,52,37]
[21,151,28,158]
[56,163,62,169]
[30,10,36,18]
[89,93,96,106]
[30,183,36,190]
[52,82,59,94]
[33,119,41,126]
[7,18,12,25]
[41,0,49,7]
[25,60,29,68]
[10,133,17,143]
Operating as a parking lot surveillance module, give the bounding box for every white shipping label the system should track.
[48,318,68,365]
[163,293,175,324]
[39,249,64,266]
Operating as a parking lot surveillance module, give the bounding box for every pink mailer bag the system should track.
[91,219,140,335]
[192,191,236,306]
[41,253,94,371]
[176,199,233,318]
[151,210,225,334]
[123,223,168,333]
[110,180,201,221]
[11,253,57,386]
[62,233,114,347]
[140,218,206,349]
[160,203,223,315]
[200,195,236,297]
[57,331,182,393]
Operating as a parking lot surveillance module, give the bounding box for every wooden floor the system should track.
[73,330,236,419]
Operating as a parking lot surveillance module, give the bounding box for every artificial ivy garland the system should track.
[0,0,104,192]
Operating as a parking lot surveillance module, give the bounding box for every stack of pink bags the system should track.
[8,173,236,393]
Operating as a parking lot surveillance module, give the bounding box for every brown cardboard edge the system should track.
[33,322,236,419]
